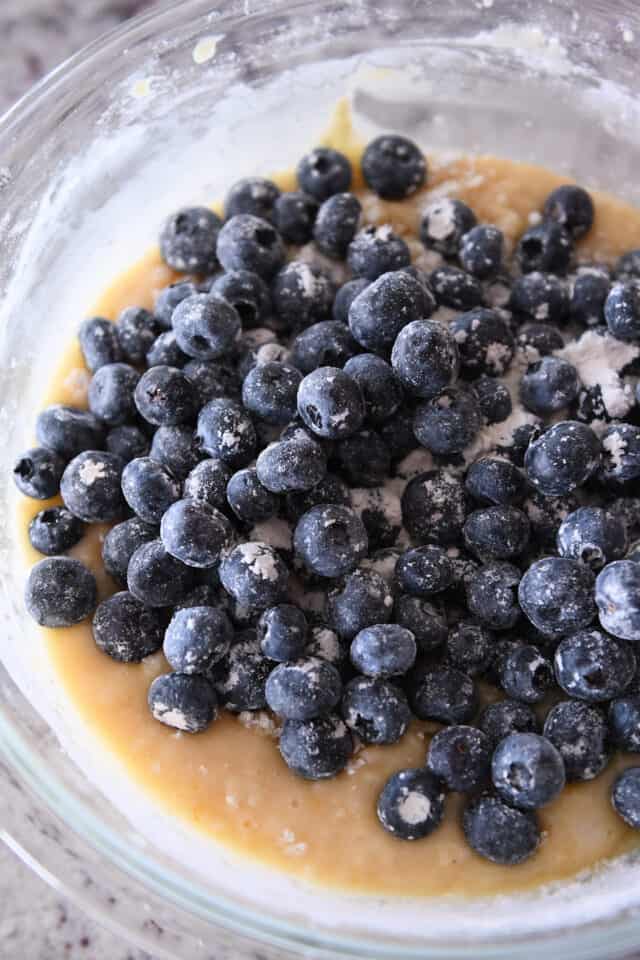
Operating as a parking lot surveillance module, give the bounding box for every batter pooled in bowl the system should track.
[13,105,640,896]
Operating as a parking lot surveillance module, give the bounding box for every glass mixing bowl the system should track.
[2,1,640,957]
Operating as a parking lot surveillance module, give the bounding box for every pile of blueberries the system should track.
[15,133,640,865]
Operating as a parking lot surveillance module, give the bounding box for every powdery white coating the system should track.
[602,430,627,470]
[236,541,281,582]
[77,457,107,485]
[557,330,639,423]
[398,791,432,825]
[422,198,458,241]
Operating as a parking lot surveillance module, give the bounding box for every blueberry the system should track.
[289,320,360,375]
[520,357,580,416]
[224,467,277,524]
[13,446,66,500]
[465,457,526,506]
[525,421,601,496]
[420,198,477,256]
[611,767,640,828]
[500,644,554,704]
[196,398,256,468]
[92,591,164,662]
[127,539,195,607]
[467,562,521,630]
[25,556,97,627]
[60,450,126,523]
[241,360,302,426]
[557,507,627,570]
[342,355,403,424]
[172,293,241,361]
[445,550,481,602]
[473,376,512,424]
[543,184,594,239]
[332,278,369,324]
[313,193,362,259]
[224,177,280,222]
[257,604,308,661]
[87,363,139,426]
[605,280,640,342]
[102,516,157,584]
[445,620,493,676]
[164,605,233,674]
[121,456,181,524]
[28,506,84,556]
[492,732,565,810]
[516,222,572,274]
[173,584,224,613]
[148,672,217,733]
[219,541,289,612]
[569,265,610,327]
[463,794,540,864]
[183,457,231,510]
[350,486,401,550]
[326,568,393,640]
[519,557,595,637]
[409,664,477,724]
[396,545,453,597]
[617,249,640,281]
[429,265,483,311]
[380,406,420,461]
[543,700,609,781]
[78,316,123,371]
[36,405,106,460]
[554,628,635,701]
[335,428,390,486]
[279,713,353,780]
[595,559,640,641]
[394,595,448,654]
[294,504,367,578]
[154,280,200,329]
[341,676,410,745]
[479,700,538,745]
[214,631,272,711]
[160,499,232,568]
[463,506,530,561]
[427,725,492,792]
[347,226,411,281]
[413,387,482,456]
[297,366,365,439]
[510,270,569,324]
[516,322,565,358]
[284,473,351,525]
[116,307,161,365]
[133,366,197,427]
[273,191,319,245]
[183,359,240,406]
[296,147,352,201]
[256,435,326,493]
[362,135,426,200]
[601,422,640,483]
[350,623,416,678]
[265,656,342,720]
[377,768,444,840]
[401,470,467,546]
[159,206,222,274]
[216,214,286,279]
[148,426,202,480]
[146,330,189,368]
[609,695,640,751]
[210,269,272,329]
[450,308,515,378]
[351,275,434,359]
[459,224,504,279]
[271,261,334,331]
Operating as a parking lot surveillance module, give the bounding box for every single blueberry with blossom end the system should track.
[554,628,636,702]
[377,769,444,840]
[519,557,596,638]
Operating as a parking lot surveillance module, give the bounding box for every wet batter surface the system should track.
[15,108,640,898]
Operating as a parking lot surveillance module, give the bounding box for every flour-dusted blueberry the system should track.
[446,620,494,676]
[601,423,640,483]
[492,732,565,810]
[242,361,302,426]
[257,604,308,662]
[36,405,106,460]
[279,713,353,780]
[266,656,342,720]
[348,269,435,355]
[148,672,217,733]
[401,470,467,546]
[273,191,319,245]
[543,700,609,782]
[116,307,161,365]
[473,376,513,424]
[427,725,492,793]
[463,794,540,864]
[173,584,225,613]
[172,293,241,361]
[213,630,271,711]
[183,458,232,510]
[516,323,565,359]
[380,406,420,461]
[612,767,640,828]
[297,147,352,201]
[350,623,416,678]
[391,320,459,400]
[210,269,272,329]
[520,357,580,415]
[554,628,635,701]
[516,221,572,274]
[196,398,256,468]
[362,134,426,200]
[159,206,222,274]
[396,545,453,598]
[395,595,448,653]
[465,457,526,507]
[467,562,521,631]
[463,506,530,561]
[183,359,240,406]
[343,354,403,424]
[616,249,640,281]
[605,280,640,342]
[149,426,202,480]
[102,516,157,584]
[216,214,286,279]
[60,450,126,523]
[409,663,477,724]
[29,506,84,556]
[219,541,289,612]
[285,472,350,524]
[543,184,594,239]
[256,435,326,493]
[226,467,278,523]
[121,457,181,524]
[413,387,483,456]
[327,568,393,640]
[557,507,627,570]
[450,308,515,378]
[164,605,233,674]
[128,539,195,607]
[294,504,367,578]
[333,278,369,324]
[459,224,504,279]
[271,261,334,330]
[224,177,280,222]
[519,557,595,638]
[341,676,410,745]
[420,198,477,257]
[92,591,164,663]
[525,421,601,496]
[596,559,640,641]
[500,644,554,704]
[350,486,401,551]
[429,265,483,311]
[313,192,362,259]
[609,695,640,751]
[569,265,611,327]
[446,550,481,603]
[479,700,538,745]
[510,270,569,325]
[25,556,97,627]
[297,366,365,439]
[347,225,411,281]
[154,280,200,329]
[377,767,444,840]
[289,320,360,375]
[13,446,66,500]
[335,428,390,486]
[134,365,197,427]
[87,363,139,426]
[146,330,189,368]
[79,316,123,371]
[160,499,232,568]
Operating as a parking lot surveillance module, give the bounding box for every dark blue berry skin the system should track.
[353,487,402,551]
[290,320,360,375]
[210,269,272,329]
[279,714,353,780]
[341,676,410,745]
[257,604,308,662]
[601,423,640,483]
[25,557,97,627]
[473,376,512,424]
[348,270,435,355]
[146,330,189,368]
[557,507,627,570]
[362,135,426,200]
[612,767,640,828]
[297,366,365,439]
[213,630,272,711]
[510,271,569,325]
[196,399,256,468]
[525,421,601,496]
[544,184,594,238]
[522,489,578,548]
[520,357,580,415]
[148,672,218,733]
[554,628,635,702]
[616,249,640,281]
[121,456,181,524]
[271,261,334,330]
[413,387,482,456]
[479,700,538,745]
[543,700,610,781]
[605,281,640,342]
[463,794,539,864]
[335,428,390,487]
[409,664,477,724]
[242,361,302,425]
[347,226,411,281]
[226,467,279,523]
[463,506,530,561]
[172,294,241,361]
[294,504,368,578]
[427,725,492,793]
[519,557,596,638]
[102,516,157,584]
[149,425,202,480]
[224,177,280,222]
[164,605,233,674]
[394,595,447,654]
[92,591,164,662]
[420,198,477,256]
[184,359,240,406]
[500,645,554,704]
[609,695,640,751]
[216,214,286,279]
[127,539,195,607]
[297,147,352,201]
[154,281,200,329]
[516,221,572,274]
[327,568,393,640]
[116,307,161,365]
[79,316,123,371]
[174,584,225,613]
[350,623,416,678]
[459,225,504,279]
[596,560,640,641]
[313,193,362,259]
[88,363,139,426]
[29,506,84,556]
[183,458,231,510]
[396,545,453,598]
[343,354,403,424]
[266,656,342,720]
[284,473,350,524]
[273,191,319,245]
[159,206,222,274]
[61,451,127,523]
[219,541,289,612]
[377,768,444,840]
[333,278,369,324]
[256,435,326,493]
[391,320,459,400]
[134,365,197,427]
[380,406,420,461]
[450,308,515,378]
[401,470,467,546]
[465,457,526,507]
[36,405,106,460]
[569,266,610,327]
[492,732,565,810]
[13,447,65,499]
[446,620,493,676]
[467,562,521,631]
[160,499,232,568]
[431,265,485,312]
[516,323,564,357]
